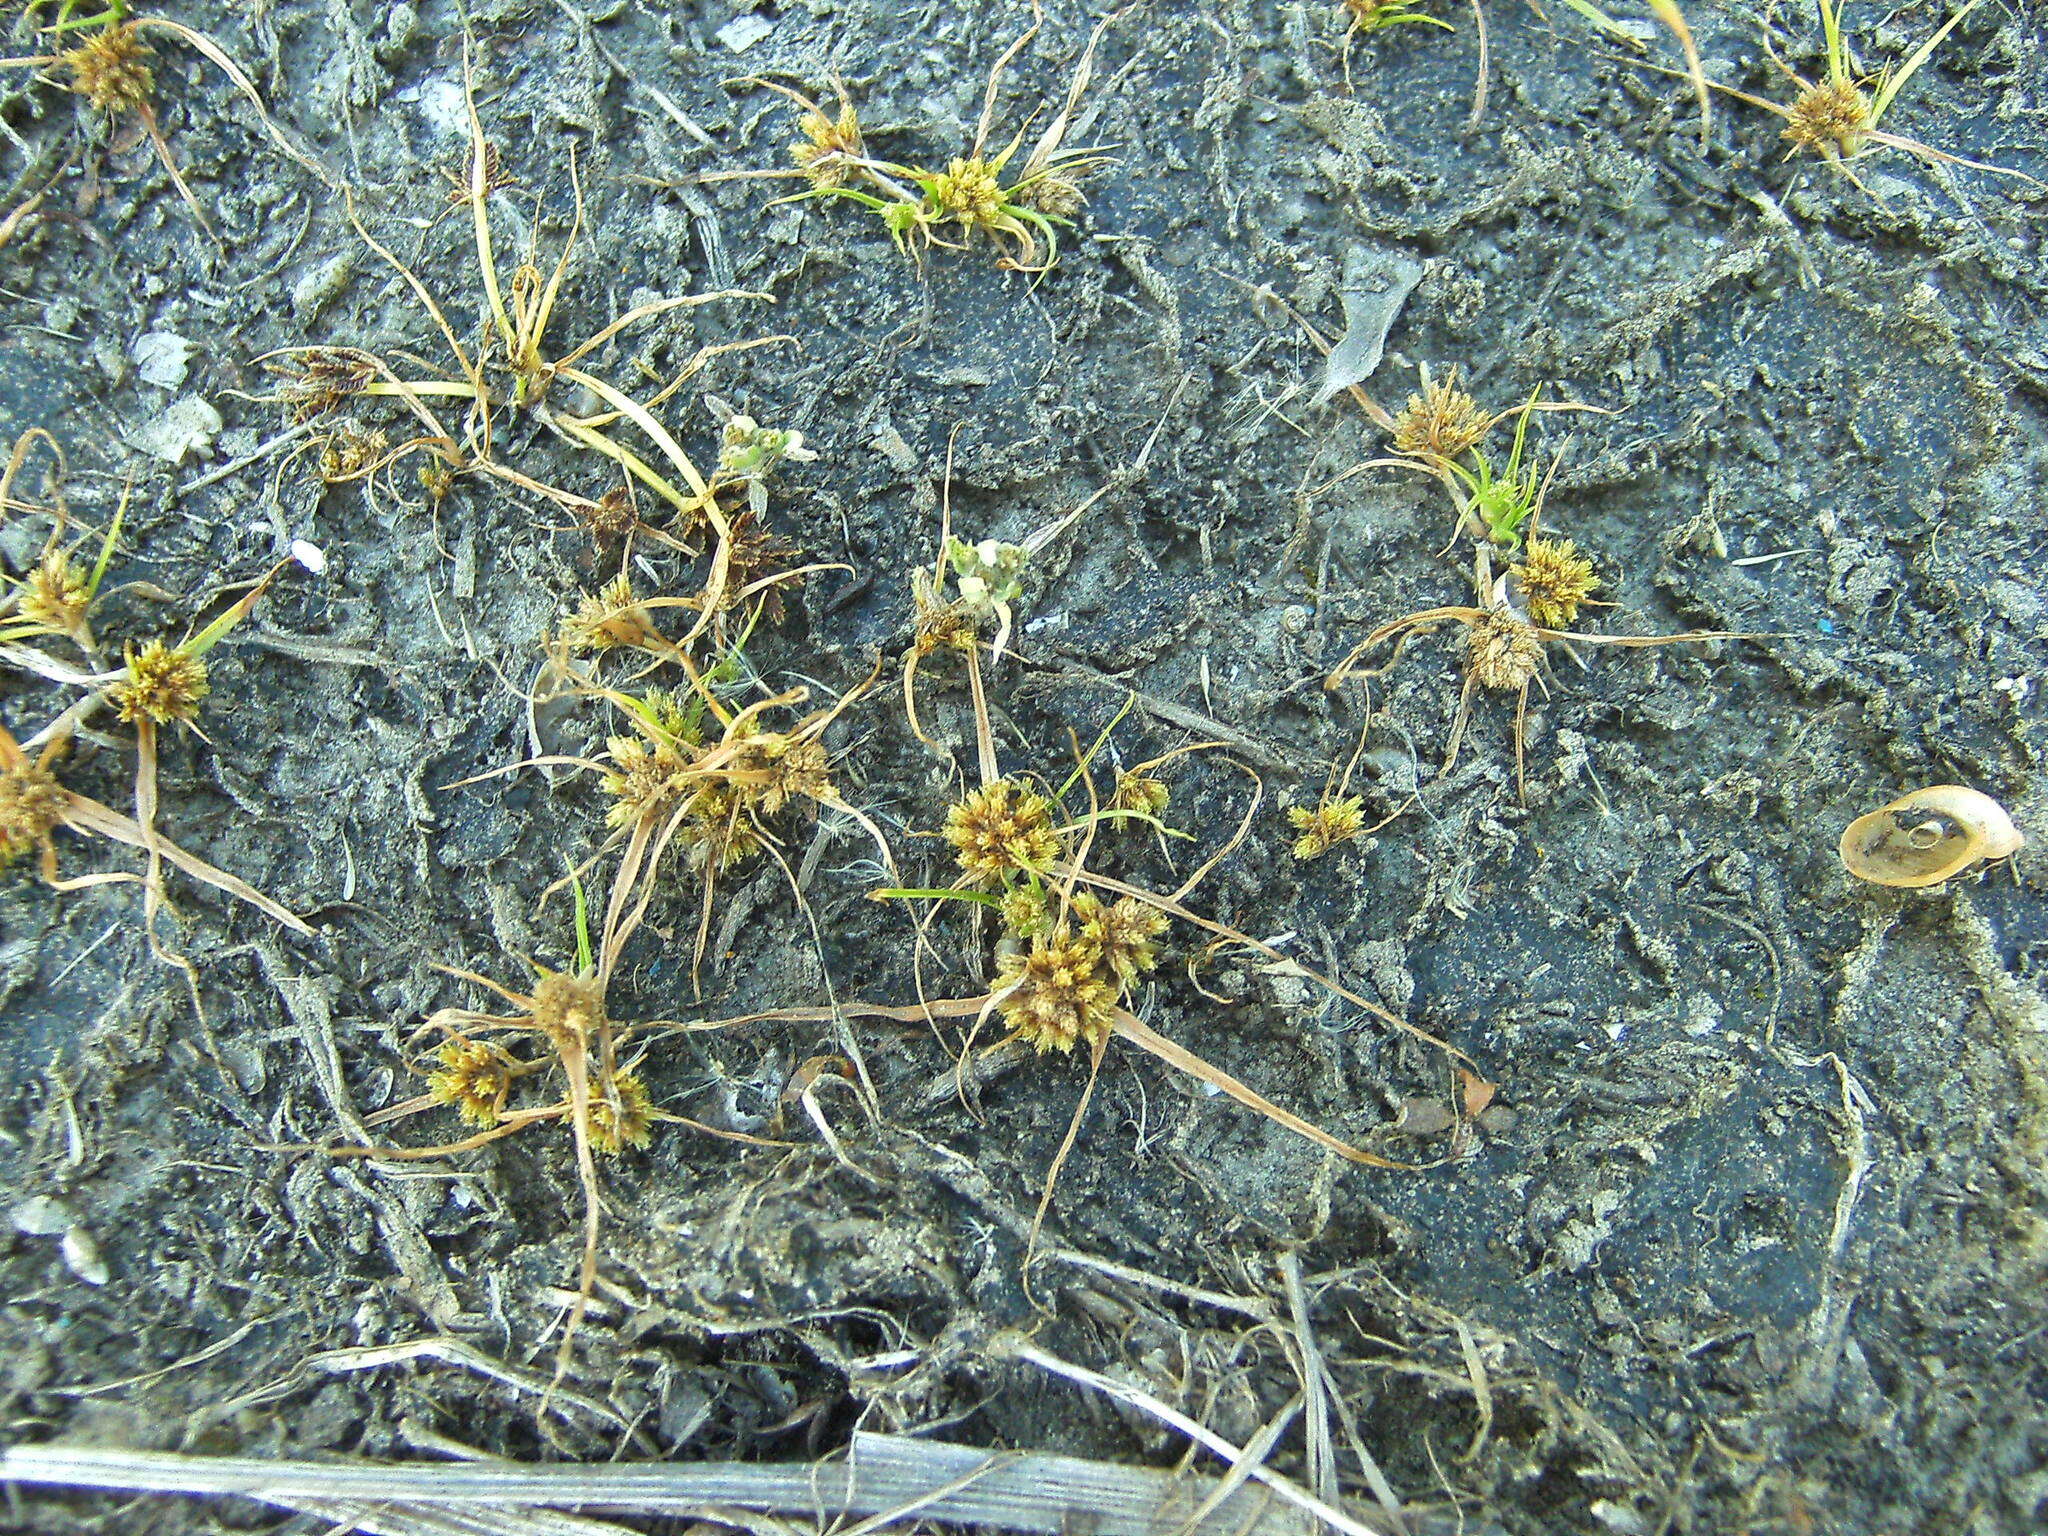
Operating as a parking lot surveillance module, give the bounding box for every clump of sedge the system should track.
[1329,545,1746,802]
[1290,796,1368,860]
[752,9,1119,271]
[1708,0,2038,190]
[1510,536,1601,628]
[945,778,1061,886]
[4,0,333,236]
[1343,0,1451,38]
[322,919,752,1397]
[0,435,306,944]
[55,23,154,116]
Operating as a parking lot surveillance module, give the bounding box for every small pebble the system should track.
[1477,1104,1519,1137]
[60,1227,110,1286]
[1394,1097,1455,1136]
[10,1196,75,1237]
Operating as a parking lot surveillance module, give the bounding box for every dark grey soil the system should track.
[3,1,2045,1532]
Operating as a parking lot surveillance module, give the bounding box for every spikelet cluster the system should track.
[588,1070,654,1154]
[1289,796,1368,861]
[529,970,609,1052]
[930,157,1007,230]
[793,97,864,189]
[993,893,1167,1053]
[1467,608,1544,691]
[945,779,1061,886]
[1392,371,1490,467]
[17,552,91,641]
[995,926,1119,1053]
[59,26,154,117]
[1784,78,1871,159]
[1511,537,1601,629]
[0,758,65,866]
[108,640,208,726]
[1109,769,1170,820]
[566,576,660,654]
[428,1039,513,1127]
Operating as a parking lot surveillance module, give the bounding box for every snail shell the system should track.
[1838,785,2024,889]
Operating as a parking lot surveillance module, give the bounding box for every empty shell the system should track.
[1838,785,2024,889]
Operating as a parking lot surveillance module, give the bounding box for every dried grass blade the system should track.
[59,791,312,935]
[1112,1009,1407,1168]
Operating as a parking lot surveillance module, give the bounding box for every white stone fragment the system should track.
[716,14,772,52]
[10,1196,75,1237]
[60,1227,110,1286]
[131,331,195,390]
[127,396,223,465]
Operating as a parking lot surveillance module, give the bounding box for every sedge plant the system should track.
[1327,537,1750,802]
[0,429,311,953]
[1660,0,2037,189]
[0,0,336,236]
[263,57,795,644]
[863,715,1467,1286]
[734,4,1119,272]
[316,884,782,1397]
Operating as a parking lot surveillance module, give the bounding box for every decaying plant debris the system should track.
[2,2,2044,1535]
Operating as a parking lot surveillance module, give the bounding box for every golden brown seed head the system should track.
[763,734,833,815]
[994,927,1117,1054]
[1784,78,1872,158]
[915,600,979,655]
[428,1039,512,1127]
[911,567,981,654]
[1511,537,1601,629]
[602,735,693,827]
[58,25,154,117]
[725,513,805,623]
[944,779,1062,885]
[588,1069,654,1155]
[0,758,66,865]
[317,427,387,484]
[109,639,208,727]
[794,101,864,189]
[276,349,375,419]
[1467,608,1544,691]
[932,157,1007,229]
[1109,770,1170,820]
[419,457,457,504]
[580,488,637,543]
[1073,893,1168,984]
[1019,174,1085,218]
[1288,796,1368,860]
[1392,373,1490,466]
[529,970,607,1049]
[1000,885,1051,938]
[18,552,91,639]
[685,782,765,872]
[567,576,659,654]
